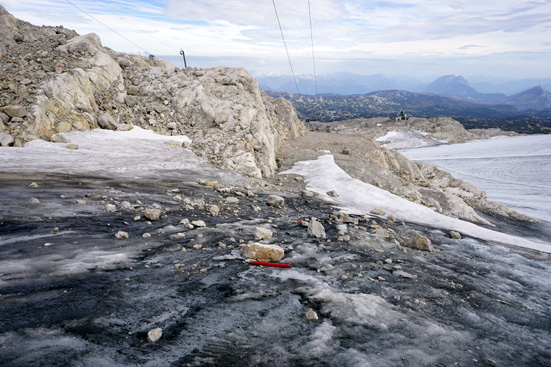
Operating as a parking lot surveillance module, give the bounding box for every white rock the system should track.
[144,209,161,221]
[192,220,206,227]
[267,194,285,208]
[115,231,129,239]
[254,227,273,240]
[147,328,162,342]
[308,219,326,239]
[305,309,319,321]
[241,243,284,262]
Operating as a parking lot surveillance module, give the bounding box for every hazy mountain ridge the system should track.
[264,89,551,133]
[258,72,551,110]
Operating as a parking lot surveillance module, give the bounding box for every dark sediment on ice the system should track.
[1,173,550,367]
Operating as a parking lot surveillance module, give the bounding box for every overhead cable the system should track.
[63,0,151,55]
[271,0,300,95]
[308,0,318,95]
[88,0,175,51]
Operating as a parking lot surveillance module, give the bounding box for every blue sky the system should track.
[3,0,551,80]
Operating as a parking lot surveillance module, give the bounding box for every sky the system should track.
[3,0,551,80]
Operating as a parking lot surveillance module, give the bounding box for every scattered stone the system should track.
[133,215,141,221]
[387,215,397,223]
[51,134,68,143]
[97,112,117,130]
[144,208,161,221]
[406,232,436,252]
[192,220,206,227]
[44,242,54,247]
[393,270,417,279]
[327,190,339,197]
[105,204,116,213]
[252,205,262,212]
[371,208,385,217]
[241,243,284,262]
[301,190,316,197]
[225,197,239,204]
[254,227,273,240]
[120,201,133,210]
[341,148,350,155]
[62,144,79,150]
[449,231,462,239]
[308,219,326,239]
[3,105,27,118]
[29,182,38,188]
[29,197,40,204]
[142,233,151,238]
[0,131,14,146]
[115,231,129,239]
[76,199,86,204]
[267,194,285,208]
[209,205,220,216]
[305,309,319,321]
[147,328,162,342]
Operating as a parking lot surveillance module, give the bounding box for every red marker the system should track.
[249,261,291,268]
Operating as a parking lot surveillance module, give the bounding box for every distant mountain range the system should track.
[257,73,551,110]
[263,88,551,134]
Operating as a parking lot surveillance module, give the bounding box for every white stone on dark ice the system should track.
[147,328,162,342]
[120,201,133,210]
[305,309,319,321]
[449,231,462,239]
[192,220,206,227]
[241,243,284,262]
[254,227,273,240]
[29,197,40,204]
[105,204,116,213]
[308,219,326,239]
[144,208,161,221]
[267,194,285,208]
[115,231,129,239]
[406,232,435,252]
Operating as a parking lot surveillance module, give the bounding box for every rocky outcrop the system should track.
[280,131,535,224]
[0,5,305,178]
[311,116,517,145]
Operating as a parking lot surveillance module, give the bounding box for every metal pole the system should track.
[180,49,187,69]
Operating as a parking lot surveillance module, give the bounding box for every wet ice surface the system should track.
[1,130,551,366]
[376,130,448,150]
[401,134,551,223]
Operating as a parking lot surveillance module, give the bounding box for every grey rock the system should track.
[51,134,68,143]
[97,112,117,130]
[0,131,14,146]
[267,194,285,208]
[2,105,26,118]
[370,208,385,216]
[406,232,435,252]
[449,231,462,239]
[308,219,326,239]
[327,190,339,197]
[118,59,131,68]
[144,208,161,221]
[254,227,273,240]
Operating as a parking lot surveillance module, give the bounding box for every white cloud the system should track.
[2,0,551,78]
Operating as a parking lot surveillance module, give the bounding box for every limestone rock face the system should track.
[0,5,306,178]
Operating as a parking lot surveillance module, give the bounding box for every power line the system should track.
[88,0,174,51]
[271,0,300,95]
[63,0,151,55]
[308,0,318,95]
